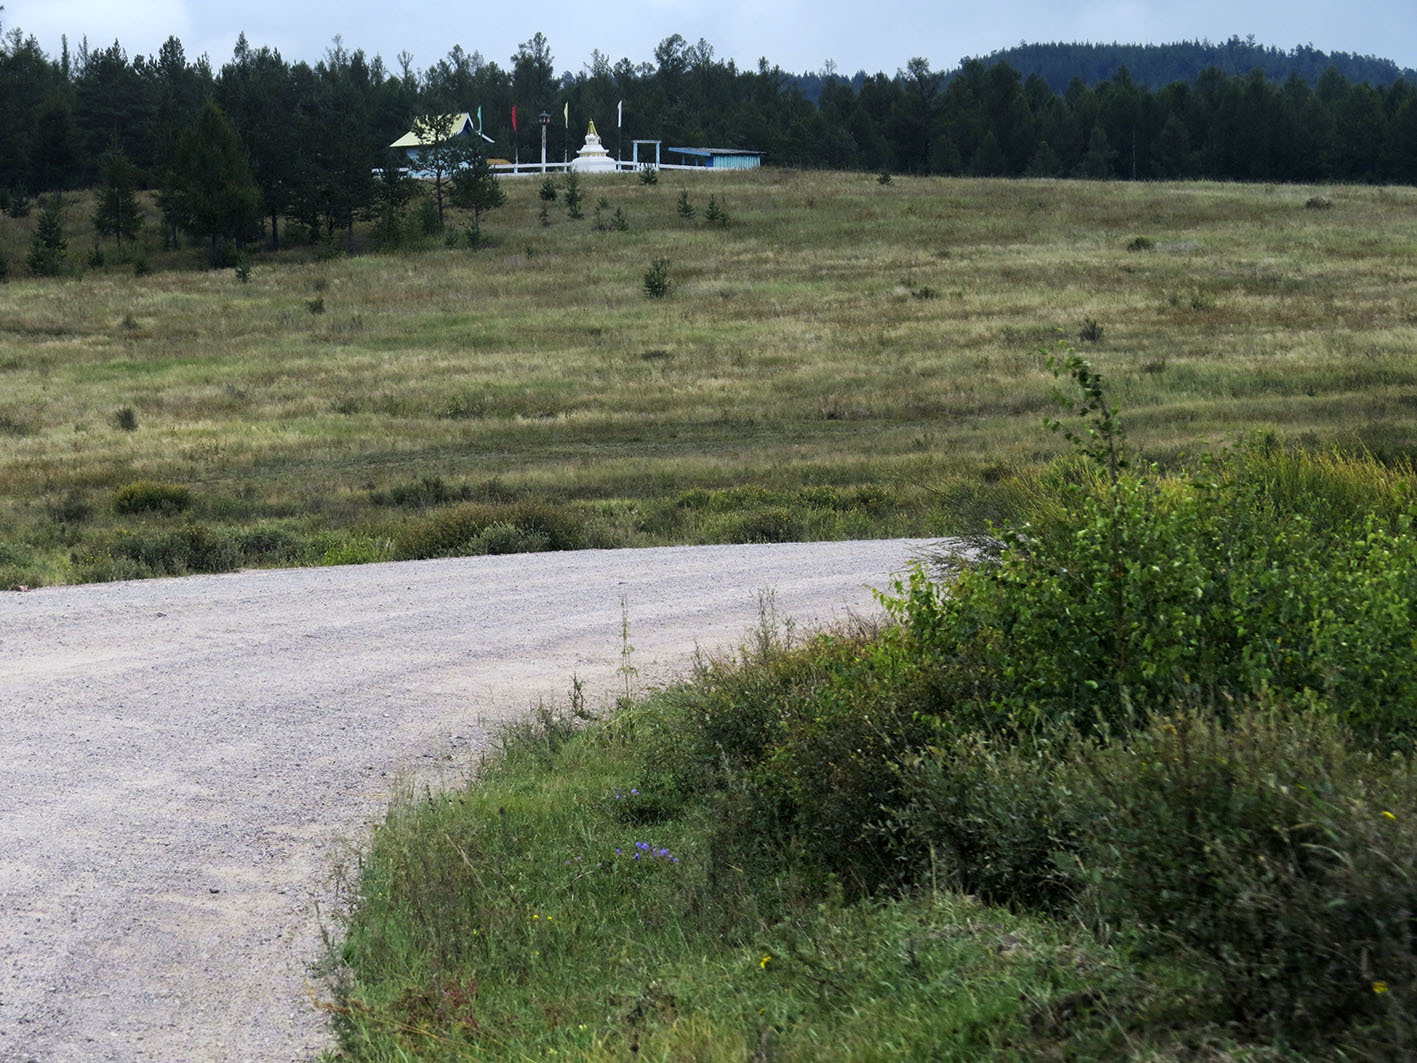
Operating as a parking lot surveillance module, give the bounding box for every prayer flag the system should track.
[617,99,623,127]
[563,101,569,126]
[512,104,518,132]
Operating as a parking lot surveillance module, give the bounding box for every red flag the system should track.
[512,104,518,132]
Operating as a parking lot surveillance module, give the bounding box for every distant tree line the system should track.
[2,20,1414,253]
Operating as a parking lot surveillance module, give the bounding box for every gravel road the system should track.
[0,538,936,1063]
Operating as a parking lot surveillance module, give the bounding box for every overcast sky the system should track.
[6,0,1415,79]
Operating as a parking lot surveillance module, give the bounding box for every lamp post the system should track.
[539,112,551,173]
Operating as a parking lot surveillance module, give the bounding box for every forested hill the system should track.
[975,38,1417,92]
[790,37,1416,101]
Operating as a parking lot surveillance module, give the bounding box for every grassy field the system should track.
[2,171,1416,585]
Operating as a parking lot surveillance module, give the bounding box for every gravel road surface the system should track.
[0,539,936,1062]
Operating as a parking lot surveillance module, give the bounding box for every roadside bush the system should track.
[392,501,586,560]
[1072,705,1417,1048]
[113,480,191,515]
[75,524,241,579]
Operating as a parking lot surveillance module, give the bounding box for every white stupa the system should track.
[571,120,618,173]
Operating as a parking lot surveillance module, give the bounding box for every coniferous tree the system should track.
[449,149,505,240]
[26,197,67,276]
[92,149,142,248]
[170,100,261,261]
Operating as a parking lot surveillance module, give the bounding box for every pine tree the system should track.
[449,151,505,241]
[26,198,67,276]
[92,150,143,249]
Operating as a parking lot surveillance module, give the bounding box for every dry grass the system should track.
[2,172,1415,583]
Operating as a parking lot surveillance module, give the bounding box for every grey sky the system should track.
[6,0,1415,78]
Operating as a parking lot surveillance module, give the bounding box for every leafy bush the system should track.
[113,480,191,515]
[392,501,586,560]
[77,524,241,579]
[1072,705,1417,1046]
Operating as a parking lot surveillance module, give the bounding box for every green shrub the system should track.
[47,490,93,525]
[392,501,586,560]
[642,258,670,298]
[113,480,191,515]
[722,505,802,543]
[1125,235,1154,251]
[1071,705,1417,1047]
[92,527,240,578]
[112,406,138,431]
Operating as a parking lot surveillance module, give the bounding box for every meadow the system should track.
[2,170,1416,587]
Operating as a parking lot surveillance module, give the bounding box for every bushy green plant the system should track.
[563,172,584,219]
[113,480,191,515]
[643,258,670,298]
[704,195,728,226]
[1071,705,1417,1046]
[676,189,694,219]
[392,501,586,560]
[26,198,67,277]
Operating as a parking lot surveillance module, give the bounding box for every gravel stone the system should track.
[0,539,937,1061]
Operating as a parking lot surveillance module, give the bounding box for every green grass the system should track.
[328,434,1417,1061]
[2,173,1416,584]
[325,698,1223,1063]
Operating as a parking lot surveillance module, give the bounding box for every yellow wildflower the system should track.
[1382,810,1397,820]
[760,954,772,969]
[1373,981,1389,995]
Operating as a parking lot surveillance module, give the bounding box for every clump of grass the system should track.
[113,480,190,515]
[1305,195,1333,210]
[1078,317,1103,342]
[112,406,138,431]
[1125,234,1154,251]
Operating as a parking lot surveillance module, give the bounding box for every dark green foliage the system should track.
[562,172,583,219]
[1125,235,1154,251]
[675,189,694,219]
[47,491,94,525]
[703,195,728,226]
[448,151,505,238]
[392,501,587,560]
[1071,706,1417,1044]
[83,524,240,578]
[112,406,138,431]
[112,480,191,515]
[167,100,262,256]
[1077,317,1103,342]
[92,150,143,248]
[537,177,558,202]
[367,154,417,249]
[26,198,67,276]
[642,258,670,298]
[368,475,469,508]
[637,165,658,185]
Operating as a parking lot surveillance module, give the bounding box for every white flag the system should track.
[617,99,623,128]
